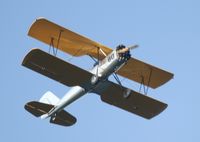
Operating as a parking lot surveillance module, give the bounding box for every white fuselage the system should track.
[49,50,128,116]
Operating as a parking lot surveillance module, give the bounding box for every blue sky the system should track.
[1,0,200,141]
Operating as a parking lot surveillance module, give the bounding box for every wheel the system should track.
[91,75,98,85]
[123,89,131,98]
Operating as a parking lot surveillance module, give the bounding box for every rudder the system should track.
[39,91,60,105]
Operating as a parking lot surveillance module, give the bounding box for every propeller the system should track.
[127,44,139,50]
[117,44,139,54]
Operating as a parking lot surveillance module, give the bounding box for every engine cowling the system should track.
[116,45,131,61]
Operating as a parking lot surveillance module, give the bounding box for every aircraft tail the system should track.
[24,91,76,126]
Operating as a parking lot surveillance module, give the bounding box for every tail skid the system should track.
[40,114,49,120]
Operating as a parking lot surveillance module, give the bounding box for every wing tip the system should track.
[28,17,47,36]
[146,103,168,119]
[21,48,40,66]
[24,101,42,117]
[36,17,46,21]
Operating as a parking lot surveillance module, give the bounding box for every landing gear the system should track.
[123,88,131,98]
[91,75,99,85]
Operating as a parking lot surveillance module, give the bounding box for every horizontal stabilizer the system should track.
[22,49,93,89]
[50,110,76,126]
[25,101,76,126]
[25,101,54,117]
[93,81,167,119]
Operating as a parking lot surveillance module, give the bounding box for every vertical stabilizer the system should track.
[39,91,60,105]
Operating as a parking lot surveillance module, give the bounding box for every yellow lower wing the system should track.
[28,18,112,59]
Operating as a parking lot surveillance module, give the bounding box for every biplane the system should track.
[22,18,173,127]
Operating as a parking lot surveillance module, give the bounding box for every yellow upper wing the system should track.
[28,18,112,59]
[116,58,174,88]
[28,18,173,88]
